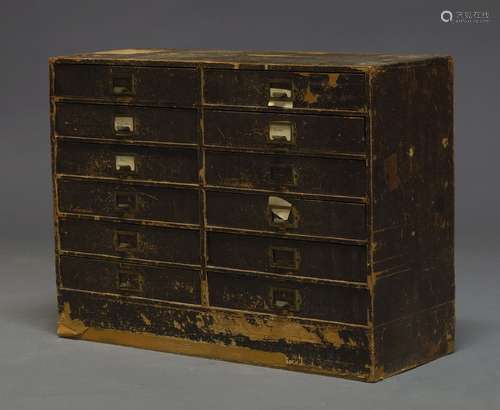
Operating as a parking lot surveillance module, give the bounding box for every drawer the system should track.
[204,69,366,111]
[208,271,369,324]
[207,232,367,282]
[59,218,200,264]
[54,64,199,105]
[55,103,198,144]
[58,178,199,225]
[56,140,198,184]
[206,191,366,240]
[204,110,366,155]
[59,255,201,304]
[205,151,366,197]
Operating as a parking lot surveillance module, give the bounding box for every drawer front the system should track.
[204,70,366,111]
[208,271,369,324]
[59,218,200,264]
[205,152,366,197]
[207,232,367,282]
[59,255,201,304]
[58,178,199,224]
[206,191,366,239]
[205,110,366,155]
[56,140,198,184]
[54,64,199,105]
[55,103,198,144]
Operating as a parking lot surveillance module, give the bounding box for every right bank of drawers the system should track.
[203,70,368,325]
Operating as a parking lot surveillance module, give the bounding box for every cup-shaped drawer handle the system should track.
[268,122,294,144]
[112,75,134,95]
[269,165,297,186]
[113,230,139,251]
[269,287,301,312]
[268,82,293,108]
[115,155,136,173]
[115,192,137,211]
[114,116,134,134]
[269,246,300,270]
[117,269,143,293]
[268,196,298,228]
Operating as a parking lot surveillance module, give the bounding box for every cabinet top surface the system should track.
[51,48,449,69]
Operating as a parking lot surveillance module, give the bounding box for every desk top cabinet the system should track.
[50,49,454,382]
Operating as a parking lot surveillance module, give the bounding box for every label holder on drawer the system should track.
[115,155,137,174]
[269,287,302,312]
[268,121,295,145]
[111,74,135,96]
[113,230,140,252]
[113,115,135,135]
[117,267,144,294]
[268,81,293,108]
[268,246,301,270]
[114,191,137,212]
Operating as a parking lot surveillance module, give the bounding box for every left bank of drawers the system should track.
[52,63,201,305]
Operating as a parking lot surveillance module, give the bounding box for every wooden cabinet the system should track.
[50,49,454,381]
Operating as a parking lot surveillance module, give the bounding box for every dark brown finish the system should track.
[57,140,198,184]
[368,58,455,377]
[204,110,366,155]
[205,151,367,197]
[204,69,366,111]
[206,191,366,239]
[59,255,201,304]
[50,49,454,382]
[208,270,369,324]
[58,177,199,224]
[59,218,200,264]
[56,103,198,145]
[206,232,367,282]
[54,64,200,105]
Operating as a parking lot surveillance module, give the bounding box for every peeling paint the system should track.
[57,302,88,337]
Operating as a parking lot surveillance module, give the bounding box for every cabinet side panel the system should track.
[370,59,454,378]
[49,60,61,291]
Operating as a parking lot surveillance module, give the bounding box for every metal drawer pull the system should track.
[268,84,293,108]
[268,196,292,224]
[117,270,143,293]
[270,287,301,312]
[113,230,138,251]
[112,76,134,95]
[114,116,134,134]
[115,155,136,172]
[269,246,300,270]
[115,192,137,210]
[268,122,293,143]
